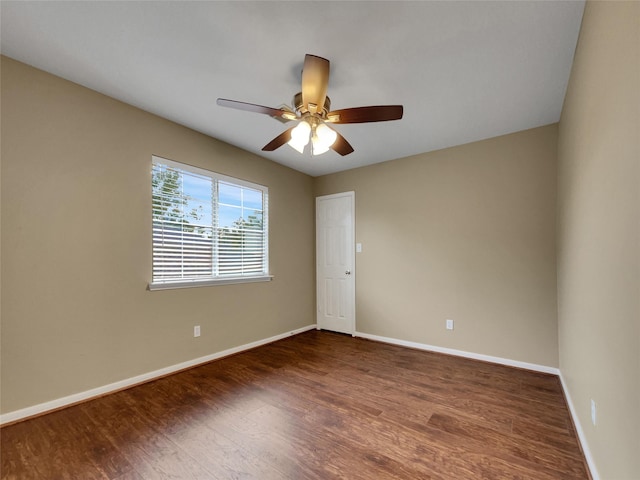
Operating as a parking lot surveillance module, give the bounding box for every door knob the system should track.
[345,270,351,275]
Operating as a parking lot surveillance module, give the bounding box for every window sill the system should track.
[148,275,273,291]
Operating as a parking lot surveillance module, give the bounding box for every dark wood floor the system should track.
[1,330,589,479]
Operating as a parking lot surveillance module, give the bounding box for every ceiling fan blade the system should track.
[301,54,330,115]
[326,105,404,124]
[217,98,296,121]
[331,131,354,156]
[262,127,295,152]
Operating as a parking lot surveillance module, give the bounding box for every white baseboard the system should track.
[0,324,316,426]
[354,331,559,374]
[558,372,600,480]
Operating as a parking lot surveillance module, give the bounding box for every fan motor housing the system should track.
[293,92,331,117]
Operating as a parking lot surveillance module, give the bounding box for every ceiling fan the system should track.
[217,54,403,156]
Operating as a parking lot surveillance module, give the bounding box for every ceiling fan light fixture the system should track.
[316,123,337,146]
[311,124,337,156]
[288,138,306,154]
[287,120,311,153]
[311,124,335,155]
[311,139,330,156]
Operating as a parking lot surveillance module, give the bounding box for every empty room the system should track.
[1,1,638,479]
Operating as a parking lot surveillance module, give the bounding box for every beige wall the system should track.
[316,125,559,367]
[557,2,640,478]
[4,6,638,476]
[0,56,315,414]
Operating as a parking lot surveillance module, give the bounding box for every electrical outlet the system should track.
[591,399,596,426]
[194,325,201,337]
[446,319,454,330]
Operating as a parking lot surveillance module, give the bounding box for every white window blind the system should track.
[150,156,270,290]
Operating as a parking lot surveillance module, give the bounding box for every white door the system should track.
[316,192,355,335]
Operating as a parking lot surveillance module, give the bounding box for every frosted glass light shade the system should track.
[312,123,337,156]
[288,138,306,153]
[311,139,330,155]
[288,121,311,153]
[316,123,337,146]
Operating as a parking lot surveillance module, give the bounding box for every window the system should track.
[149,156,270,290]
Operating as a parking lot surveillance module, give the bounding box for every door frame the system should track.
[316,191,356,335]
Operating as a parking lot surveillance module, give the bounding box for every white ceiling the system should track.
[1,1,584,177]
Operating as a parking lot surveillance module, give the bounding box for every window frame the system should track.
[149,155,272,291]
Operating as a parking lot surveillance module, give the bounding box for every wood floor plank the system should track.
[427,413,587,478]
[1,330,589,479]
[203,404,330,480]
[242,404,413,480]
